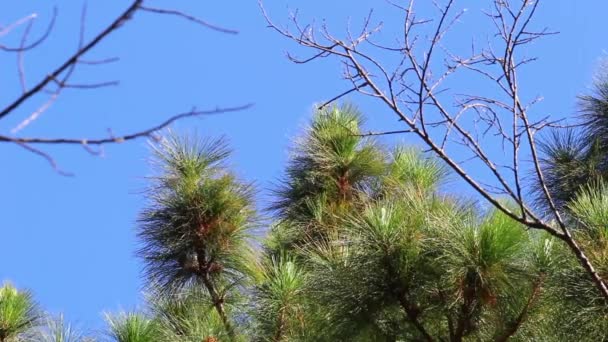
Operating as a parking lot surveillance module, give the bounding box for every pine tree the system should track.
[136,134,258,340]
[253,105,553,341]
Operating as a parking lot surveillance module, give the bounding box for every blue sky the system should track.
[1,0,606,329]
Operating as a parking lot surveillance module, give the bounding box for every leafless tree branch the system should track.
[261,0,608,303]
[138,6,239,34]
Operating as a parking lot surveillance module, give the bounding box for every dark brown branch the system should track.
[196,248,235,340]
[202,274,234,339]
[273,309,287,342]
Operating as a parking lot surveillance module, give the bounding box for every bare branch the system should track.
[356,129,414,137]
[1,104,253,146]
[14,141,73,177]
[11,92,60,134]
[0,1,142,121]
[138,6,239,34]
[61,81,120,89]
[78,57,120,65]
[16,17,35,93]
[0,13,37,37]
[317,82,368,110]
[0,8,57,52]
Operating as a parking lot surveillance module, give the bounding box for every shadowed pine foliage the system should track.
[538,72,608,212]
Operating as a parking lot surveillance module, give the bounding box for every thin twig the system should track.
[138,6,239,34]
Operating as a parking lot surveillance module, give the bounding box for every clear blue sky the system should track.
[1,0,606,329]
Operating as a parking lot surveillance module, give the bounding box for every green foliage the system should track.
[569,180,608,238]
[270,104,385,250]
[9,102,608,341]
[253,255,307,341]
[255,104,559,341]
[385,146,447,193]
[436,208,529,304]
[538,181,608,340]
[538,72,608,211]
[137,134,257,294]
[105,313,159,342]
[0,283,39,342]
[534,71,608,340]
[302,200,432,341]
[147,288,233,341]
